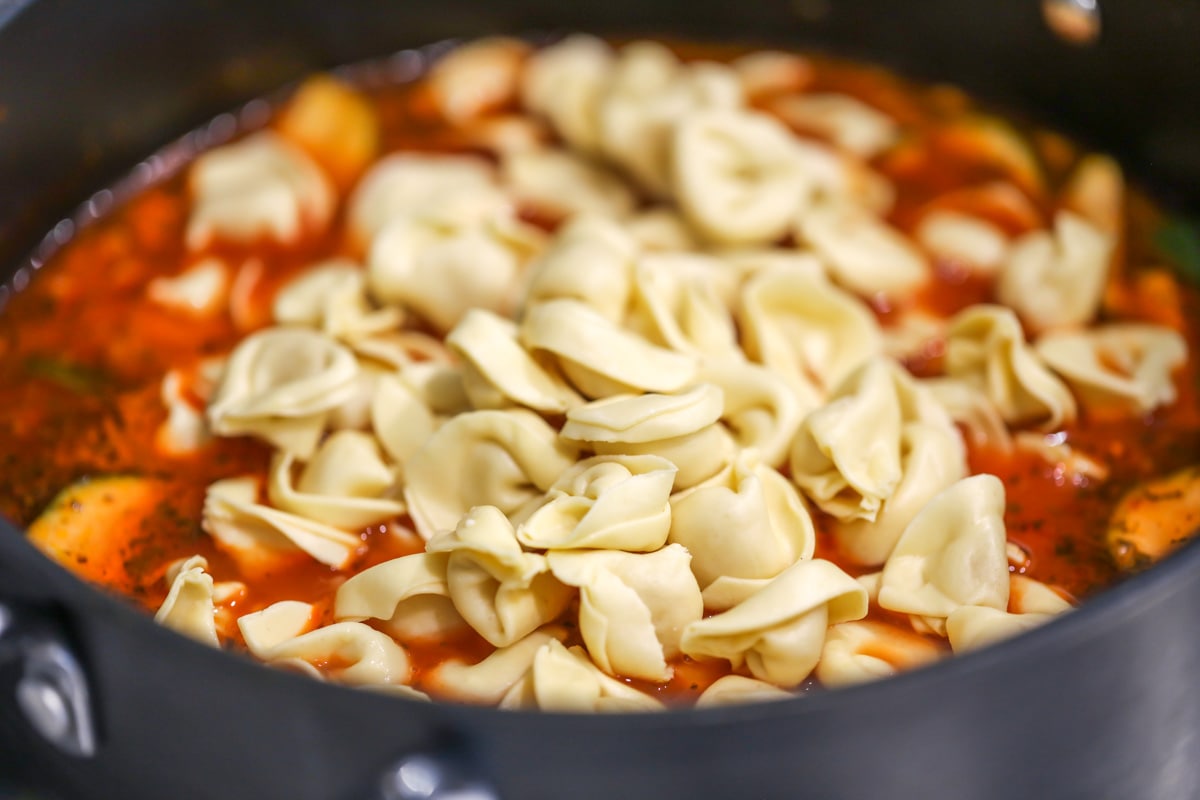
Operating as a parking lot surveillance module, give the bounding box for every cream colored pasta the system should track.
[425,506,574,648]
[670,450,816,599]
[815,620,944,688]
[694,675,794,708]
[878,474,1010,630]
[769,93,899,159]
[267,430,404,530]
[997,211,1114,333]
[520,299,698,398]
[945,606,1060,654]
[427,628,568,705]
[520,34,614,154]
[944,304,1077,429]
[347,153,509,243]
[147,257,230,317]
[627,252,743,359]
[833,419,967,567]
[334,552,465,641]
[403,409,576,538]
[914,210,1010,275]
[1035,324,1187,416]
[238,600,317,659]
[796,198,930,299]
[517,454,677,552]
[546,545,703,681]
[264,621,412,687]
[790,358,952,523]
[697,358,807,468]
[594,41,742,195]
[520,214,638,323]
[154,555,220,647]
[738,262,881,401]
[501,147,636,220]
[447,309,582,414]
[671,108,808,245]
[202,476,362,570]
[367,213,544,333]
[272,260,402,341]
[499,640,664,712]
[187,131,334,249]
[559,385,735,489]
[428,37,528,122]
[680,558,868,687]
[207,327,359,458]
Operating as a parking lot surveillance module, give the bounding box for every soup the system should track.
[1,35,1197,710]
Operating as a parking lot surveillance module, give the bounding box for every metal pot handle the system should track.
[0,599,97,758]
[376,750,500,800]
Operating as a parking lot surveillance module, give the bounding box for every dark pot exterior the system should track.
[1,2,1199,799]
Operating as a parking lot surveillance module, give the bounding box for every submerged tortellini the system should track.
[187,131,335,249]
[997,211,1114,334]
[1036,324,1187,416]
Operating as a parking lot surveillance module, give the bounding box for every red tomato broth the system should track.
[1,42,1198,707]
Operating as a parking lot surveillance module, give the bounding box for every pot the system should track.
[1,1,1199,798]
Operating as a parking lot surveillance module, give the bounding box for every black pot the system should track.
[1,2,1199,798]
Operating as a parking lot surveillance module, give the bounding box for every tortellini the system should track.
[427,628,568,705]
[546,545,703,681]
[267,430,405,529]
[502,147,636,220]
[425,506,574,648]
[447,309,582,413]
[680,559,868,687]
[738,262,881,401]
[403,409,576,539]
[559,385,735,489]
[815,620,943,687]
[790,358,955,523]
[671,109,808,246]
[334,552,466,641]
[878,474,1011,630]
[348,153,509,242]
[997,211,1114,333]
[203,476,362,570]
[1035,324,1187,416]
[186,131,335,249]
[263,621,413,687]
[520,299,698,398]
[796,198,929,299]
[499,639,664,712]
[944,305,1077,430]
[520,214,638,323]
[517,455,678,552]
[769,93,899,159]
[154,555,220,647]
[207,327,358,458]
[594,40,742,195]
[670,449,817,598]
[367,213,543,333]
[272,260,402,341]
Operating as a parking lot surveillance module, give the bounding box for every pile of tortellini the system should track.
[152,36,1188,711]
